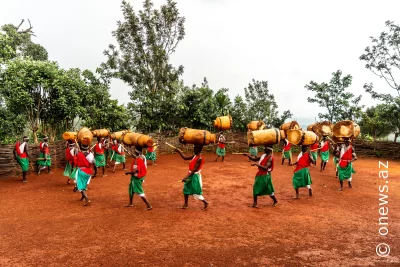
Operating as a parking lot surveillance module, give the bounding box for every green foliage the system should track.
[305,70,364,122]
[360,21,400,99]
[359,105,392,140]
[214,88,231,116]
[230,95,248,131]
[244,79,292,128]
[104,0,185,132]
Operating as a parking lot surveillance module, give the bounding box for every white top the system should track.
[297,152,303,161]
[19,142,26,153]
[86,152,94,163]
[118,145,123,153]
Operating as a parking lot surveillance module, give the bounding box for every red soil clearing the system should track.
[0,153,399,266]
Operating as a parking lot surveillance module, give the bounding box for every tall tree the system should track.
[104,0,185,132]
[360,21,400,100]
[230,95,248,132]
[214,88,231,116]
[305,70,363,122]
[244,79,291,128]
[359,105,392,141]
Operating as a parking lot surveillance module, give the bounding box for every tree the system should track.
[230,95,248,132]
[305,70,364,122]
[359,105,392,141]
[214,88,231,116]
[104,0,185,132]
[360,21,400,100]
[244,79,291,128]
[0,59,62,143]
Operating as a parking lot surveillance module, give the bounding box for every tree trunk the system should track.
[394,132,399,142]
[33,129,38,144]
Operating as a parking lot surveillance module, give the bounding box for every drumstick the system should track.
[231,152,245,154]
[165,142,183,152]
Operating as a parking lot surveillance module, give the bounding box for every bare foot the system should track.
[83,200,91,206]
[338,188,343,191]
[124,204,134,207]
[102,175,107,177]
[145,206,153,210]
[22,179,27,183]
[202,202,209,210]
[272,202,278,207]
[178,205,188,209]
[248,204,259,208]
[292,196,300,199]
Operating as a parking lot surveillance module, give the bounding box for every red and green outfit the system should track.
[15,141,29,172]
[310,142,319,162]
[292,152,312,189]
[94,143,106,167]
[253,154,275,196]
[320,140,330,162]
[216,137,226,156]
[128,156,147,196]
[63,146,75,177]
[338,145,356,181]
[37,142,51,167]
[145,145,156,162]
[74,151,93,191]
[111,144,125,164]
[184,155,205,200]
[282,141,292,159]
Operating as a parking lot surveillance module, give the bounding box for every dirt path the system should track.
[0,153,399,266]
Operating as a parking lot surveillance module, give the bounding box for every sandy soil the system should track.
[0,152,399,267]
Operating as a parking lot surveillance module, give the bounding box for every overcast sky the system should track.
[1,0,399,125]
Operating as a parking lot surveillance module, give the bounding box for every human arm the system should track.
[251,156,272,170]
[174,149,193,161]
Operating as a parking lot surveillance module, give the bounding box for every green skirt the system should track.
[63,162,72,177]
[283,150,291,159]
[69,167,77,180]
[183,173,203,195]
[128,176,145,196]
[95,153,106,167]
[249,147,258,156]
[320,151,329,162]
[75,168,91,191]
[37,152,51,167]
[145,151,156,161]
[16,155,29,172]
[216,147,225,156]
[292,168,312,189]
[253,173,274,196]
[112,153,125,163]
[311,151,318,162]
[338,163,356,181]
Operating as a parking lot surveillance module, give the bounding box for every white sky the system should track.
[1,0,399,125]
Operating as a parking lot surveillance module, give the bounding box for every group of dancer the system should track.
[12,131,357,209]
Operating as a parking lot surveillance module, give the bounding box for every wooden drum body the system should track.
[179,128,216,145]
[247,129,282,146]
[213,115,232,131]
[287,129,319,146]
[122,132,153,148]
[247,120,266,131]
[92,129,110,137]
[62,132,77,141]
[77,127,93,146]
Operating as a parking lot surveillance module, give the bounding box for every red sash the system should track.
[131,157,147,178]
[218,142,225,149]
[75,152,92,175]
[40,142,50,154]
[147,146,154,152]
[311,143,319,150]
[113,145,124,155]
[294,152,311,172]
[284,142,291,151]
[189,155,204,172]
[15,141,27,158]
[94,143,104,154]
[65,148,74,164]
[339,145,353,168]
[320,141,329,152]
[256,155,273,176]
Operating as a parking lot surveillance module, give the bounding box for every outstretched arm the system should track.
[175,149,193,161]
[251,157,272,170]
[242,153,261,161]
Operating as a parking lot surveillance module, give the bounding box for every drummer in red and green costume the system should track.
[319,135,332,172]
[13,136,30,183]
[338,138,357,191]
[310,141,320,166]
[291,145,316,199]
[145,143,157,165]
[215,132,226,162]
[93,137,107,177]
[72,144,94,206]
[111,139,126,172]
[125,147,152,210]
[244,146,278,208]
[175,145,209,210]
[37,136,51,175]
[281,139,292,165]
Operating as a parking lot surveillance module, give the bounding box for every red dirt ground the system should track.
[0,152,399,266]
